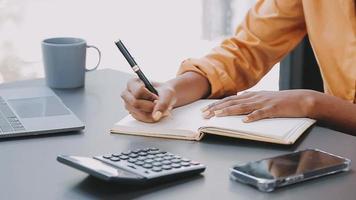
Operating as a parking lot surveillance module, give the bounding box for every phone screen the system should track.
[233,149,348,179]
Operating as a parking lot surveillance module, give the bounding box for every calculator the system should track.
[57,148,206,183]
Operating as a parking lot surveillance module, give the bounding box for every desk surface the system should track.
[0,69,355,200]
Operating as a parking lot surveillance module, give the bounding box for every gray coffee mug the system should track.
[42,37,101,89]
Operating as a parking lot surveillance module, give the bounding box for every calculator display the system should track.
[66,156,140,178]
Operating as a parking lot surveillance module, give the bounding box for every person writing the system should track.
[121,0,356,134]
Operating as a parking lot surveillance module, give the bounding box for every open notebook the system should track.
[111,100,316,145]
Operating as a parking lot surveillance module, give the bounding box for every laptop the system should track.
[0,86,84,138]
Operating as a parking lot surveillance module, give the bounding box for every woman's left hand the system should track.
[201,90,319,122]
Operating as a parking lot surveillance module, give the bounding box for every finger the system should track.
[125,104,156,123]
[243,107,274,122]
[152,95,175,122]
[201,91,257,112]
[152,100,174,121]
[127,78,158,101]
[130,112,156,123]
[121,90,155,112]
[202,98,256,119]
[213,102,262,117]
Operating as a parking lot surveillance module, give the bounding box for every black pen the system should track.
[115,39,159,96]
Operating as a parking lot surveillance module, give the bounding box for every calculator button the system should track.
[134,161,145,166]
[163,155,174,160]
[143,164,153,169]
[132,149,141,154]
[112,153,120,157]
[149,147,159,151]
[109,157,120,162]
[181,162,190,167]
[121,151,131,155]
[162,160,171,165]
[145,159,154,163]
[148,150,159,155]
[129,153,138,158]
[190,161,200,165]
[137,157,146,161]
[119,155,129,160]
[154,157,163,162]
[162,165,172,170]
[173,155,181,159]
[172,163,181,168]
[156,153,165,157]
[103,155,111,159]
[181,158,190,162]
[143,148,150,152]
[128,158,137,163]
[171,159,181,163]
[138,152,148,156]
[152,162,162,167]
[147,155,155,159]
[152,167,162,172]
[137,156,147,161]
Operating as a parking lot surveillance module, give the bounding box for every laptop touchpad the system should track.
[8,96,70,118]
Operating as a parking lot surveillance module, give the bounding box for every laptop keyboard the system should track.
[0,96,25,133]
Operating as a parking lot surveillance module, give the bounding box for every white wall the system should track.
[0,0,278,91]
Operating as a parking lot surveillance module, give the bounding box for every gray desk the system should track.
[0,69,355,200]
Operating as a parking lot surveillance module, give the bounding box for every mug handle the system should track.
[85,45,101,72]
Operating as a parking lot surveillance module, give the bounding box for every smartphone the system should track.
[230,149,351,192]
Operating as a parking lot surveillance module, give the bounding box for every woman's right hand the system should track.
[121,78,177,123]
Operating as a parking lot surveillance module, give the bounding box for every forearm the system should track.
[309,92,356,134]
[166,72,210,107]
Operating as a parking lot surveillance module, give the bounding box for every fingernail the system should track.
[153,100,158,104]
[168,105,173,111]
[152,111,162,121]
[202,110,210,118]
[214,110,224,117]
[243,116,250,122]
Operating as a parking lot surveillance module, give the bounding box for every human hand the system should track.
[121,78,177,123]
[201,90,318,122]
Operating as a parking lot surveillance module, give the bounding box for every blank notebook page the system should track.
[207,115,311,140]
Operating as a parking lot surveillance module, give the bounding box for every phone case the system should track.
[230,149,351,192]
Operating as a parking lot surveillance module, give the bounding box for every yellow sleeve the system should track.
[178,0,307,98]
